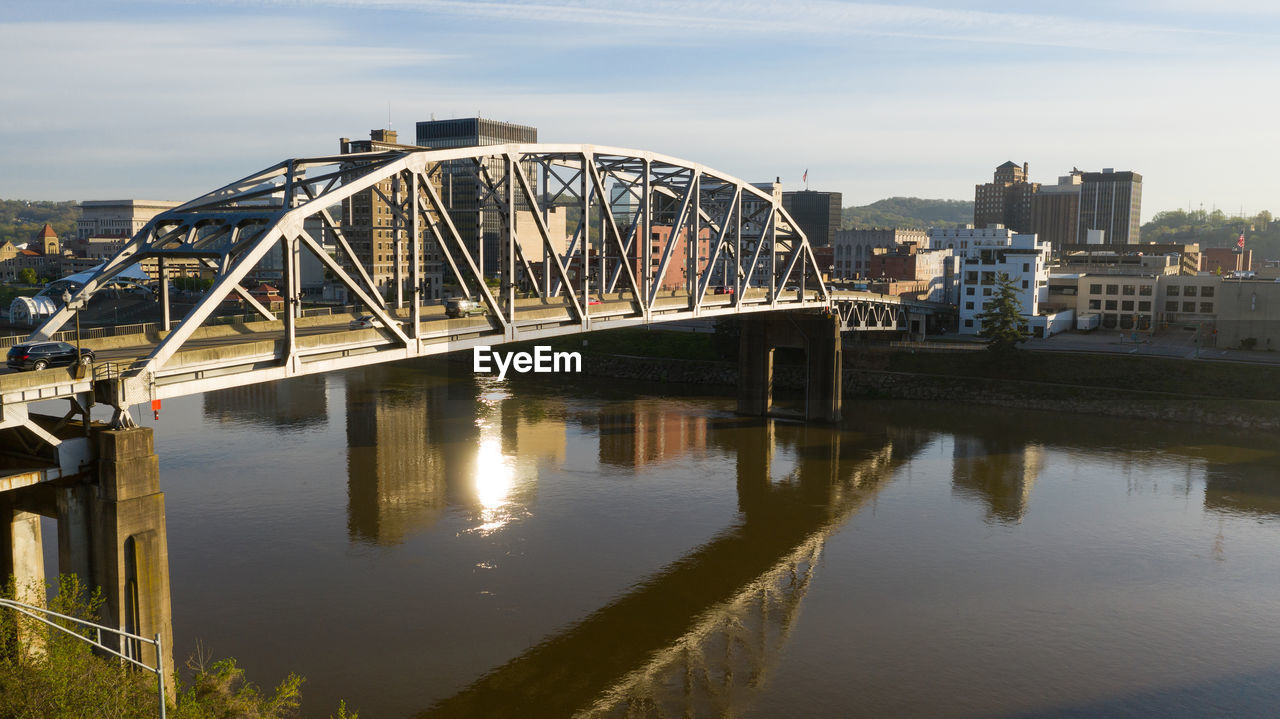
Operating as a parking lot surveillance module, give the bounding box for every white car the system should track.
[348,315,385,330]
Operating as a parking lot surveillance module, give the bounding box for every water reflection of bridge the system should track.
[414,410,923,717]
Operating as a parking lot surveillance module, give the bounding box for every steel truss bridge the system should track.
[1,144,936,447]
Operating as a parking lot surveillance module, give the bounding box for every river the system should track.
[130,358,1280,717]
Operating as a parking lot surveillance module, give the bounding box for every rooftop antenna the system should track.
[387,101,391,129]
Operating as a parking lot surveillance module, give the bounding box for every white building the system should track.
[933,228,1070,338]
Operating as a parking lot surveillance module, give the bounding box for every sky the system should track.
[2,0,1278,221]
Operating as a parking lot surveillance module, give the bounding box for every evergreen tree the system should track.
[975,272,1029,352]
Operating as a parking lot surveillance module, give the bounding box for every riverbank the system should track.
[501,328,1280,430]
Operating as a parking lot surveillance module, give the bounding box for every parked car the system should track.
[7,342,94,372]
[445,297,487,318]
[713,285,735,295]
[348,315,385,330]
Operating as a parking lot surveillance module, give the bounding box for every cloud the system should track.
[195,0,1246,51]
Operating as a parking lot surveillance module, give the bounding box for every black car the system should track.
[6,342,94,371]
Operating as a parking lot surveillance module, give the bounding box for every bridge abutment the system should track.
[737,314,842,423]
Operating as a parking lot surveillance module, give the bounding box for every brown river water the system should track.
[108,358,1280,717]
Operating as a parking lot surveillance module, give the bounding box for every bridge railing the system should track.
[0,304,364,349]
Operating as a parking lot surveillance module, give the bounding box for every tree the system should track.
[17,267,37,285]
[975,272,1029,352]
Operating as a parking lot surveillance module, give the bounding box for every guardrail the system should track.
[887,340,985,351]
[0,304,364,349]
[0,597,167,717]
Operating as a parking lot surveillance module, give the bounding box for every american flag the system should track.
[802,169,808,183]
[1238,232,1246,249]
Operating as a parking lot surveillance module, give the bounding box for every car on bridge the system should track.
[445,297,487,318]
[713,285,735,295]
[7,341,94,371]
[349,315,385,330]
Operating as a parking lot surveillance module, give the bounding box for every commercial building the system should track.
[76,200,180,246]
[1078,169,1142,244]
[1076,274,1161,331]
[1055,242,1200,276]
[832,228,928,279]
[864,242,949,303]
[1160,275,1221,329]
[415,117,538,277]
[339,129,442,300]
[1031,172,1082,249]
[1201,247,1252,274]
[0,224,60,281]
[1056,251,1179,277]
[938,228,1066,337]
[1216,279,1280,350]
[974,161,1038,233]
[781,190,841,247]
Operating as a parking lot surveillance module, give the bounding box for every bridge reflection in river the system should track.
[170,369,1280,718]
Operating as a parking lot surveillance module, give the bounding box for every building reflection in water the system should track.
[422,417,926,718]
[1201,449,1280,518]
[597,400,708,468]
[950,436,1045,525]
[345,365,453,545]
[345,366,565,544]
[202,375,328,429]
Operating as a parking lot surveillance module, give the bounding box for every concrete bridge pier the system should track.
[737,313,843,423]
[1,504,45,604]
[1,425,174,691]
[84,427,175,686]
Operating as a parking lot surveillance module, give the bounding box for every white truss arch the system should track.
[28,145,834,415]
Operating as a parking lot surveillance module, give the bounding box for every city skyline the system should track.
[2,0,1278,219]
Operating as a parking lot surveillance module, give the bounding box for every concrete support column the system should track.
[2,504,45,603]
[737,318,773,417]
[56,485,92,588]
[803,315,843,423]
[91,427,174,691]
[737,314,843,423]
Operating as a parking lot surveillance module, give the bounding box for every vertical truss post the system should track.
[282,235,296,364]
[734,187,743,305]
[411,171,421,339]
[158,256,170,332]
[580,155,590,329]
[541,160,551,300]
[475,161,485,286]
[769,204,778,305]
[393,173,403,309]
[689,175,700,313]
[641,158,651,318]
[504,154,516,338]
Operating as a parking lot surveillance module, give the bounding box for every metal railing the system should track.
[0,597,167,718]
[0,304,364,348]
[887,340,985,351]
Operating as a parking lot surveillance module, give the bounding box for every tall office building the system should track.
[974,161,1039,233]
[415,117,538,277]
[781,190,842,247]
[1031,172,1082,249]
[1078,169,1142,245]
[339,129,444,300]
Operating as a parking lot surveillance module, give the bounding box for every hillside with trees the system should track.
[1141,209,1277,263]
[841,197,973,230]
[0,199,80,246]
